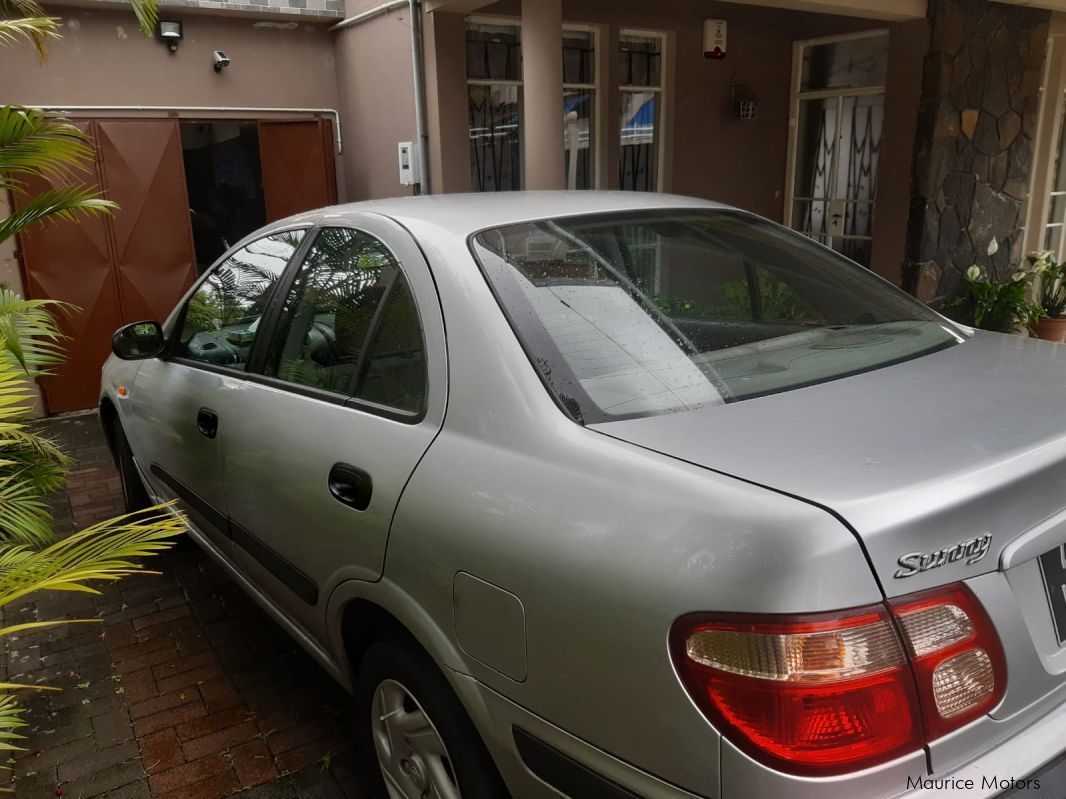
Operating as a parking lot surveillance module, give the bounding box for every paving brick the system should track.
[117,666,159,705]
[140,728,185,774]
[151,649,216,682]
[60,758,143,798]
[269,718,343,756]
[57,739,139,782]
[105,778,152,799]
[156,659,224,694]
[132,605,192,632]
[232,739,278,788]
[148,753,229,795]
[132,699,207,737]
[129,687,200,720]
[91,708,133,748]
[276,738,335,775]
[198,675,242,713]
[181,719,258,762]
[176,706,255,741]
[157,768,241,799]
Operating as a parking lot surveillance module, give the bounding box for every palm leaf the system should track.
[0,106,94,191]
[128,0,159,39]
[0,17,59,58]
[0,505,184,607]
[0,289,70,372]
[0,186,115,245]
[0,0,47,17]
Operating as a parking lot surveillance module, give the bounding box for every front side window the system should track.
[175,230,305,368]
[264,228,425,411]
[472,210,960,423]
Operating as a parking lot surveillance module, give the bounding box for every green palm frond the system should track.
[0,185,115,245]
[0,106,94,191]
[0,17,59,58]
[0,505,184,607]
[0,0,47,17]
[128,0,159,39]
[0,694,26,750]
[0,475,52,547]
[0,289,70,372]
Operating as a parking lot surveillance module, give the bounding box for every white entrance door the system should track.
[786,30,889,268]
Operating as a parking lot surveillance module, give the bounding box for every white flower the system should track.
[987,238,999,257]
[966,265,983,282]
[1012,270,1028,282]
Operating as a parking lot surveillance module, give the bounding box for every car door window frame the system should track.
[238,225,430,425]
[163,225,315,379]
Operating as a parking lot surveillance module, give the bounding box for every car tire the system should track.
[112,420,151,514]
[358,636,509,799]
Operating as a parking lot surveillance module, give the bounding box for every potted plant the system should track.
[959,264,1042,335]
[1028,251,1066,342]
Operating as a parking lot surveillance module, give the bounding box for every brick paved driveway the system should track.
[2,415,384,799]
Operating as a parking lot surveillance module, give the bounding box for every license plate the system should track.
[1038,544,1066,645]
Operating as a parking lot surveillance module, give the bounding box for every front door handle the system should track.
[196,407,219,439]
[328,462,372,511]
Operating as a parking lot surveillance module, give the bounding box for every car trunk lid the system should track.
[590,331,1066,599]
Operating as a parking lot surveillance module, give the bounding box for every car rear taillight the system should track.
[890,585,1005,739]
[670,584,1006,776]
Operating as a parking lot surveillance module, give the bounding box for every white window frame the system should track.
[1024,18,1066,258]
[466,15,525,190]
[783,28,889,256]
[562,22,600,190]
[618,27,668,193]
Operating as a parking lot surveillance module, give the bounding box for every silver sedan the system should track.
[101,192,1066,799]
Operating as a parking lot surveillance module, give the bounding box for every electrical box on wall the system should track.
[397,141,420,186]
[704,19,727,60]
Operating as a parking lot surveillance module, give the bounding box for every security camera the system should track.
[213,51,230,72]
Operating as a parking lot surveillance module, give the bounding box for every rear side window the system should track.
[175,230,305,369]
[264,227,426,412]
[353,274,425,414]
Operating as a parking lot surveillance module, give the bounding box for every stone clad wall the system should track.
[904,0,1049,301]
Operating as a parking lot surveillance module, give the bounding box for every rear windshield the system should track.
[470,209,963,423]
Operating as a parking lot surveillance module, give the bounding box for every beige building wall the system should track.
[333,5,420,199]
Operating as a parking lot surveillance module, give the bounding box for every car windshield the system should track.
[470,209,964,423]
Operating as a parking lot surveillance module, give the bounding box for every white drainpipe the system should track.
[30,105,345,155]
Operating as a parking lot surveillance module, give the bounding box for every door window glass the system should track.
[175,230,305,368]
[264,227,401,397]
[353,273,426,414]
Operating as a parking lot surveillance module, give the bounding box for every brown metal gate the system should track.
[259,119,337,222]
[14,115,338,413]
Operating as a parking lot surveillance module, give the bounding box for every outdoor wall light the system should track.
[157,20,182,53]
[731,76,759,121]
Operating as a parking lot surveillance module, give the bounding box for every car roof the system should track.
[277,191,729,238]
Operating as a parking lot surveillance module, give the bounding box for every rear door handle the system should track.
[328,462,372,511]
[196,407,219,439]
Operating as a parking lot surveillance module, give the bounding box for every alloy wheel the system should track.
[370,678,461,799]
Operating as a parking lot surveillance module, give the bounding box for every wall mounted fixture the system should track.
[731,76,759,120]
[213,51,231,73]
[704,19,726,59]
[157,20,182,53]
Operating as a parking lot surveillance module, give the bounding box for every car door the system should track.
[127,229,309,556]
[219,215,447,644]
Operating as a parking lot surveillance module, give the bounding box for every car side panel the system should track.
[381,419,882,798]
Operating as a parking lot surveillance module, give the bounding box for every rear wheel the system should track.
[112,421,150,513]
[359,637,509,799]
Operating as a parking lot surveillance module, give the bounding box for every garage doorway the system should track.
[181,121,266,274]
[14,114,338,414]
